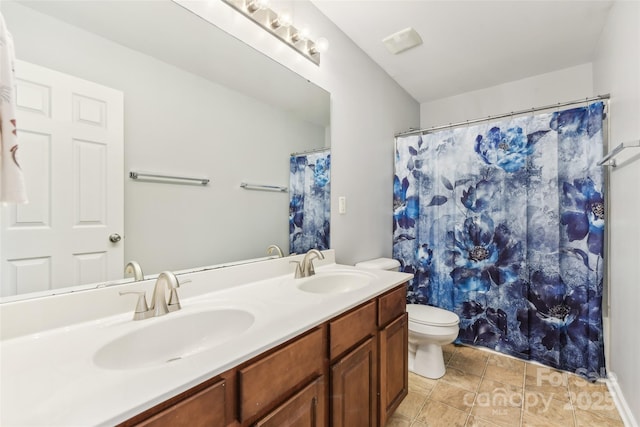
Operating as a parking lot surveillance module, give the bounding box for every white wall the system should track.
[178,0,421,266]
[2,2,325,275]
[420,63,594,127]
[593,1,640,424]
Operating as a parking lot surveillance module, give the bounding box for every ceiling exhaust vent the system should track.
[382,27,423,55]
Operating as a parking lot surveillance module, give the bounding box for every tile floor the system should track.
[386,344,624,427]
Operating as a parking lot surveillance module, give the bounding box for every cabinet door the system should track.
[378,313,408,426]
[331,337,377,427]
[137,379,226,427]
[254,376,325,427]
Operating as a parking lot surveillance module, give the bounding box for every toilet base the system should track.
[408,342,446,379]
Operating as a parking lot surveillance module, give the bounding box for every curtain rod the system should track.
[395,94,610,138]
[291,146,330,156]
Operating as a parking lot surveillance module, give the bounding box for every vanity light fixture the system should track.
[221,0,326,65]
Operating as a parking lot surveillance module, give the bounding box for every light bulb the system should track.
[309,37,329,55]
[246,0,269,13]
[271,12,292,29]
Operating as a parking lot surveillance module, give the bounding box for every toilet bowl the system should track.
[407,304,460,379]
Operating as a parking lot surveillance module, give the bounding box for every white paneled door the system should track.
[1,60,124,297]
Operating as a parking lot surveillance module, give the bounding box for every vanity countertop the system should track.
[0,250,412,426]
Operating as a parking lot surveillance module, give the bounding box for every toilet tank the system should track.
[355,258,401,272]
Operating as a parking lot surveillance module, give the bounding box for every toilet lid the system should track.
[407,304,459,327]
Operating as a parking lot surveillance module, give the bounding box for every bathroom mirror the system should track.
[0,0,330,300]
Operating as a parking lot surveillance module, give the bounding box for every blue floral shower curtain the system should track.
[289,150,331,254]
[393,102,606,378]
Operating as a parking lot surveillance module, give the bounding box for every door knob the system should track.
[109,233,122,243]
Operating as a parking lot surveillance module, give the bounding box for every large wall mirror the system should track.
[0,0,330,300]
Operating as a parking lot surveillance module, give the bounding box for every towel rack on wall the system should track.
[240,182,288,192]
[129,171,210,185]
[598,140,640,167]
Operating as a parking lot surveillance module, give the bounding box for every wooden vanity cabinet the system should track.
[123,283,408,427]
[377,285,409,426]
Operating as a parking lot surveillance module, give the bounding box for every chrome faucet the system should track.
[293,249,325,279]
[120,271,183,320]
[124,260,144,281]
[266,244,284,258]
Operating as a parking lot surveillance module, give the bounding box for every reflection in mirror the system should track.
[0,0,330,300]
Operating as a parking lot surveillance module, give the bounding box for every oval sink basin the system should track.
[94,309,254,370]
[296,271,375,294]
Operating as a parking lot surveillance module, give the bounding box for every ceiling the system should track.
[311,0,614,103]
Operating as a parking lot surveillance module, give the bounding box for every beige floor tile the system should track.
[444,349,456,364]
[415,400,469,427]
[523,396,575,427]
[384,412,412,427]
[448,350,488,377]
[525,364,567,385]
[409,371,438,395]
[465,415,503,427]
[565,373,620,419]
[571,389,620,421]
[443,343,458,353]
[395,390,428,421]
[567,373,606,392]
[487,353,526,372]
[524,369,571,403]
[484,363,524,388]
[575,409,624,427]
[430,381,476,412]
[390,345,625,427]
[471,400,522,427]
[441,367,483,392]
[477,377,523,408]
[456,345,487,358]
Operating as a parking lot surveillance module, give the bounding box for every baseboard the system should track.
[607,372,638,427]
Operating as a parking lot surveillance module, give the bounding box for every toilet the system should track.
[406,303,459,379]
[355,258,461,380]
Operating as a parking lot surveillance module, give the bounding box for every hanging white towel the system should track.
[0,13,27,204]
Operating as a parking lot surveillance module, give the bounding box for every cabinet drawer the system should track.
[239,327,325,422]
[137,379,226,427]
[378,283,407,327]
[329,300,376,360]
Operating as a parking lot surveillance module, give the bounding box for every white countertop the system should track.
[0,251,412,426]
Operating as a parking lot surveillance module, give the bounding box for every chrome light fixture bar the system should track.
[221,0,323,65]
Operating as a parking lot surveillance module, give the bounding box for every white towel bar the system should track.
[240,182,288,192]
[129,171,209,185]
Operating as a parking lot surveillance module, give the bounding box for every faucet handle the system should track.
[289,261,303,279]
[168,278,191,312]
[119,291,150,320]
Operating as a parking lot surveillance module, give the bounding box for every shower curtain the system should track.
[393,102,606,378]
[289,150,331,254]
